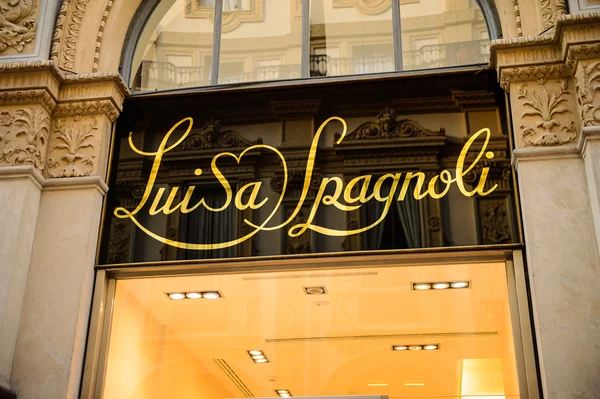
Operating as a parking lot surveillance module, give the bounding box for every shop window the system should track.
[129,0,496,91]
[101,261,521,399]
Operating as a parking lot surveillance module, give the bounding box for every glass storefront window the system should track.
[400,0,490,70]
[218,0,303,83]
[101,261,520,398]
[131,0,215,91]
[309,0,394,77]
[129,0,492,91]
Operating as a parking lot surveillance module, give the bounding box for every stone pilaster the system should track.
[0,60,128,398]
[493,11,600,398]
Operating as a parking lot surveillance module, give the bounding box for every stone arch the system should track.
[49,0,530,83]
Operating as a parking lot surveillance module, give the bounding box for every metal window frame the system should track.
[119,0,502,89]
[80,248,540,398]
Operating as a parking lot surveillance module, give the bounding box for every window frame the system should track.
[120,0,503,93]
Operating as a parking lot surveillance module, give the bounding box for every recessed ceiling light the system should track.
[432,282,450,290]
[251,355,266,360]
[413,283,431,290]
[186,292,202,299]
[392,345,408,351]
[424,344,439,350]
[255,358,268,363]
[408,345,423,351]
[404,383,424,386]
[275,390,292,397]
[450,281,469,289]
[248,350,269,363]
[367,383,388,386]
[248,350,262,356]
[304,286,327,295]
[168,293,185,300]
[203,291,221,299]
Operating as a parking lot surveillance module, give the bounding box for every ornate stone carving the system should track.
[270,169,323,197]
[0,107,49,170]
[185,0,264,32]
[332,0,391,15]
[541,0,568,31]
[575,61,600,126]
[336,108,445,142]
[55,100,120,122]
[0,0,38,53]
[513,0,523,37]
[480,199,511,244]
[500,64,570,91]
[427,216,441,232]
[47,116,97,177]
[517,80,577,146]
[0,89,56,114]
[51,0,90,71]
[92,0,115,72]
[177,119,263,151]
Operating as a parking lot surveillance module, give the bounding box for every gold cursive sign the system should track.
[115,117,498,250]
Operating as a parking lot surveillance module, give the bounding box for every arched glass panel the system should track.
[131,0,215,91]
[129,0,493,91]
[217,0,303,83]
[400,0,490,70]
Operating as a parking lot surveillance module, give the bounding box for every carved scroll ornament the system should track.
[0,0,37,53]
[335,108,445,142]
[575,61,600,126]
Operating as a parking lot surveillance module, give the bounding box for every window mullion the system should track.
[301,0,310,78]
[211,0,224,85]
[392,0,403,71]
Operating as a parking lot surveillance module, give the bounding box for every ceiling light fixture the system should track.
[412,281,470,291]
[203,291,221,299]
[275,390,292,397]
[404,383,424,386]
[393,344,439,351]
[247,350,269,363]
[367,383,388,386]
[166,291,223,300]
[304,286,327,295]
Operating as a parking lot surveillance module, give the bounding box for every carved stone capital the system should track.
[500,64,571,92]
[511,79,579,147]
[0,106,50,171]
[0,89,56,115]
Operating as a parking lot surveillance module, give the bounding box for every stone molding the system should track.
[578,125,600,155]
[0,165,45,189]
[93,0,116,73]
[44,175,109,195]
[51,0,91,72]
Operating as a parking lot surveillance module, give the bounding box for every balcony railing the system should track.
[134,40,490,90]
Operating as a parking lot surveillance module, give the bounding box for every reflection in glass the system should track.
[309,0,394,77]
[131,0,214,91]
[218,0,302,84]
[102,262,521,398]
[400,0,490,70]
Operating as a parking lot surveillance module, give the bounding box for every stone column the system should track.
[494,17,600,397]
[0,63,60,397]
[6,73,127,399]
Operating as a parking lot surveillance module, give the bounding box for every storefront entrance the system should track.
[84,249,535,398]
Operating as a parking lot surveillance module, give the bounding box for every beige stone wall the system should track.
[0,0,599,398]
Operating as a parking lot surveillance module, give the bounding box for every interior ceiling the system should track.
[112,261,520,399]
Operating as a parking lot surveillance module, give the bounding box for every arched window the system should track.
[124,0,501,93]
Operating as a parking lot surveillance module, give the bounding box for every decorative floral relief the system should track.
[575,61,600,126]
[517,80,577,146]
[47,116,97,177]
[0,0,38,53]
[0,108,49,170]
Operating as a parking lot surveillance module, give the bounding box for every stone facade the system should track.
[0,0,599,398]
